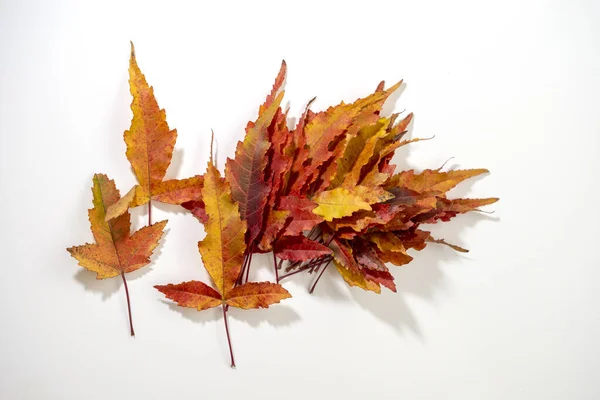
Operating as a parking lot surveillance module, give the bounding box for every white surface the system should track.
[1,0,599,398]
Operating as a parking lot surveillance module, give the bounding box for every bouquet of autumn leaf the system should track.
[67,43,497,368]
[181,61,498,294]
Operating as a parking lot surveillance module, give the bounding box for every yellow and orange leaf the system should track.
[387,168,489,195]
[105,43,203,220]
[155,281,222,311]
[155,158,291,366]
[67,174,167,279]
[198,162,248,295]
[334,260,381,293]
[312,186,393,222]
[225,283,291,309]
[67,173,167,336]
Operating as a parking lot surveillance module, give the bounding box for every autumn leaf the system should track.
[262,72,497,295]
[427,236,469,253]
[337,118,390,188]
[312,187,372,221]
[225,91,284,247]
[180,197,208,224]
[67,173,167,336]
[387,168,490,195]
[257,64,293,252]
[274,236,332,261]
[288,82,402,195]
[155,160,290,367]
[279,196,323,236]
[105,43,203,223]
[334,260,381,293]
[312,186,393,222]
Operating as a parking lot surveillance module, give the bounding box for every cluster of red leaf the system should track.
[183,60,498,295]
[67,43,497,367]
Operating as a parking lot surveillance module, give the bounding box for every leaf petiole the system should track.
[222,304,235,368]
[309,259,332,294]
[121,272,135,336]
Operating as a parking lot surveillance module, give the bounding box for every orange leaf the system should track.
[67,173,167,336]
[105,43,203,220]
[225,282,291,309]
[288,82,402,194]
[388,168,489,195]
[154,281,222,311]
[67,174,167,279]
[155,159,290,367]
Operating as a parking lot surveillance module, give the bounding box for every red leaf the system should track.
[274,236,332,261]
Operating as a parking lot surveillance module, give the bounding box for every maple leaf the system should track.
[155,160,290,367]
[105,43,203,223]
[67,173,167,336]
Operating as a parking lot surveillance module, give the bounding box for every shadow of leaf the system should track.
[229,305,301,328]
[381,81,407,117]
[350,289,423,337]
[154,202,188,217]
[164,300,221,325]
[74,269,120,300]
[164,148,184,180]
[304,267,351,302]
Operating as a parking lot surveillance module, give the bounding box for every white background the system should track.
[1,0,599,399]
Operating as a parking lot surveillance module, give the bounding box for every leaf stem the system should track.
[286,259,302,271]
[278,266,309,281]
[121,272,135,336]
[309,259,332,294]
[148,199,152,225]
[244,244,254,283]
[237,252,250,285]
[306,256,326,270]
[273,252,279,283]
[222,304,235,368]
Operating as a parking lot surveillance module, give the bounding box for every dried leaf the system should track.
[67,173,167,335]
[106,43,203,220]
[155,160,290,367]
[225,92,284,245]
[274,236,332,261]
[312,187,372,221]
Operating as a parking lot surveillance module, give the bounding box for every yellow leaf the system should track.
[341,120,389,187]
[198,163,247,296]
[312,187,372,221]
[332,118,389,187]
[334,260,381,293]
